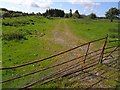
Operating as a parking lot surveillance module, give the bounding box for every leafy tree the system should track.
[43,9,65,17]
[69,9,72,17]
[89,13,97,19]
[72,10,80,18]
[0,8,8,12]
[36,12,41,16]
[105,7,120,22]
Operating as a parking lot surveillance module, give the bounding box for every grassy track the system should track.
[2,17,119,88]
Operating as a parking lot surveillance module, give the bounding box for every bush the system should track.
[109,34,119,38]
[2,32,26,41]
[88,13,97,19]
[64,14,69,18]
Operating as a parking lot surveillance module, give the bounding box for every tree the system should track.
[64,13,69,18]
[3,12,11,19]
[89,13,97,19]
[0,8,8,12]
[22,12,28,16]
[69,9,72,17]
[72,10,80,18]
[36,12,41,16]
[30,12,35,16]
[105,7,120,22]
[43,9,65,17]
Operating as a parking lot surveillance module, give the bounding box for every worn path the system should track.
[50,19,88,68]
[52,19,86,48]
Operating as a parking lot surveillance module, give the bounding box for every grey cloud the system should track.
[30,2,50,9]
[30,2,40,8]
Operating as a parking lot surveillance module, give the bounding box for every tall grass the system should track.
[2,32,26,41]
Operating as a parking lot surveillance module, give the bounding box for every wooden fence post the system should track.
[99,34,108,64]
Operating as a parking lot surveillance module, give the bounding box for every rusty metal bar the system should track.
[1,35,120,89]
[0,37,106,70]
[84,70,120,90]
[0,52,100,83]
[1,45,119,84]
[99,34,108,64]
[83,42,90,63]
[20,62,98,89]
[105,47,119,58]
[1,51,99,84]
[104,48,119,54]
[1,56,83,83]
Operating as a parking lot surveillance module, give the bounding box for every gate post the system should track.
[99,34,108,64]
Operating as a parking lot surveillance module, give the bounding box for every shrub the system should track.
[88,13,97,19]
[2,32,26,41]
[109,34,119,38]
[64,13,69,18]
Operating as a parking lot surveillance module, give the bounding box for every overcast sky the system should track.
[0,0,119,17]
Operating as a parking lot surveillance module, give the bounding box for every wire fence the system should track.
[1,35,120,89]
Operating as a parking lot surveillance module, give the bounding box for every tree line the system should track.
[0,7,120,22]
[0,8,41,18]
[43,9,65,17]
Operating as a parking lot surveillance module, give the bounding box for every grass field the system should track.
[66,18,119,46]
[67,18,118,40]
[1,16,119,88]
[2,16,65,88]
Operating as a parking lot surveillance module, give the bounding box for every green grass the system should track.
[2,17,119,88]
[2,16,64,88]
[66,18,119,46]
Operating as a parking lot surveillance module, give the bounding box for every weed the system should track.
[2,32,27,41]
